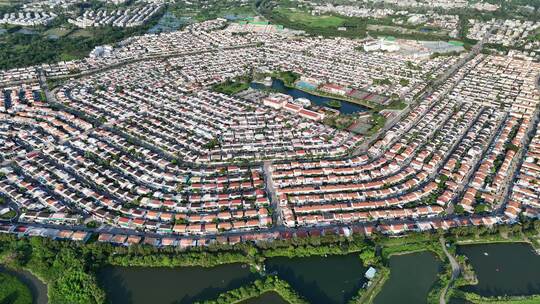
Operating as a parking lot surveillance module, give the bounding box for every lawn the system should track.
[367,24,448,38]
[219,6,256,18]
[0,0,21,6]
[0,210,16,219]
[213,80,250,95]
[44,27,71,38]
[68,29,94,38]
[275,9,345,28]
[528,28,540,41]
[457,292,540,304]
[367,112,387,135]
[59,53,79,61]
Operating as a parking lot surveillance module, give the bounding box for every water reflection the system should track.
[0,266,47,304]
[264,254,367,304]
[374,251,441,304]
[240,291,288,304]
[250,79,369,114]
[458,243,540,297]
[98,263,257,304]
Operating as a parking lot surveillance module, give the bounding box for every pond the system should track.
[457,242,540,297]
[250,79,369,114]
[97,263,257,304]
[0,266,48,304]
[240,291,288,304]
[264,253,368,304]
[374,251,442,304]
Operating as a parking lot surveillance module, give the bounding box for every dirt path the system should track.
[439,237,461,304]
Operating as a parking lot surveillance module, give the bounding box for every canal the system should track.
[374,251,441,304]
[264,253,368,304]
[457,242,540,297]
[97,263,257,304]
[0,266,48,304]
[250,79,368,114]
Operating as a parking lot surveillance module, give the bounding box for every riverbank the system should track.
[0,270,33,304]
[250,78,369,115]
[452,292,540,304]
[267,72,378,110]
[197,276,307,304]
[197,235,540,304]
[98,263,258,304]
[446,237,540,304]
[1,219,540,304]
[302,88,378,109]
[0,265,47,304]
[351,266,390,304]
[455,232,540,253]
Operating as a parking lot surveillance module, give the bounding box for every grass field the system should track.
[457,292,540,304]
[263,6,367,38]
[68,29,94,38]
[0,0,21,6]
[367,24,448,37]
[44,27,71,38]
[275,8,345,28]
[528,28,540,41]
[213,80,249,95]
[59,53,79,61]
[220,6,256,18]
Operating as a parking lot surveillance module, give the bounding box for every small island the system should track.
[326,100,342,109]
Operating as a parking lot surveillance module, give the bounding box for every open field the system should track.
[275,9,345,28]
[68,29,95,38]
[367,24,448,37]
[44,27,72,38]
[0,0,21,6]
[220,6,256,19]
[528,28,540,41]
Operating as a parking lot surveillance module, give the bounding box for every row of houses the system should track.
[0,11,56,26]
[0,213,509,249]
[55,55,360,164]
[269,54,540,228]
[68,5,162,28]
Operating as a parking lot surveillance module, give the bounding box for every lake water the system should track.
[240,291,288,304]
[374,251,442,304]
[457,242,540,297]
[0,266,48,304]
[250,79,368,114]
[97,263,257,304]
[95,242,540,304]
[264,253,368,304]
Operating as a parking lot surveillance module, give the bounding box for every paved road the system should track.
[439,237,460,304]
[355,30,489,156]
[263,161,283,227]
[2,43,260,88]
[447,110,509,213]
[496,107,540,212]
